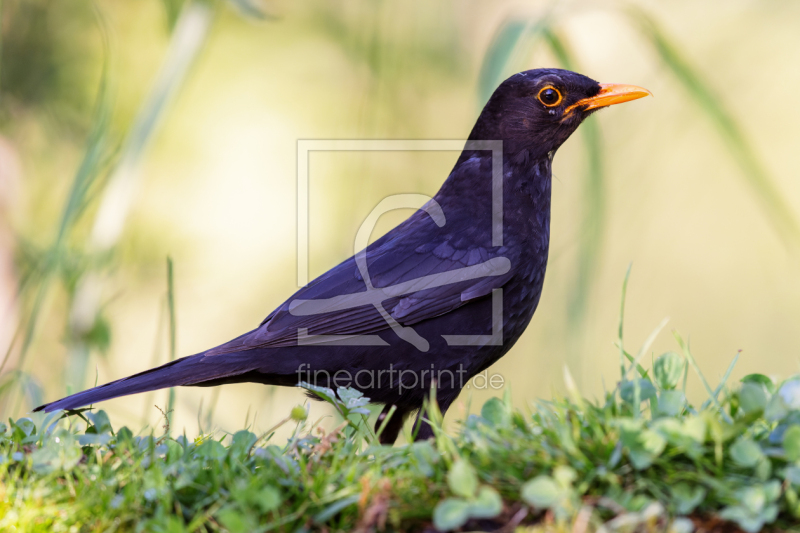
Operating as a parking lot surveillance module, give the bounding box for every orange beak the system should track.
[564,83,652,116]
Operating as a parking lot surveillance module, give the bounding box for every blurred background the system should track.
[1,0,799,440]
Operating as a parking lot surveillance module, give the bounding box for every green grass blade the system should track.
[616,346,648,379]
[477,19,528,106]
[633,10,800,248]
[563,365,585,411]
[701,351,740,411]
[11,5,116,381]
[61,2,214,392]
[477,15,552,107]
[142,295,168,425]
[673,331,732,423]
[624,317,669,380]
[225,0,269,20]
[544,29,607,376]
[375,404,397,443]
[166,257,177,421]
[618,264,632,379]
[89,1,214,250]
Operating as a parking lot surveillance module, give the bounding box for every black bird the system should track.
[36,69,649,444]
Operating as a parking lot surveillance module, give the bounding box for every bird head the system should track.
[468,68,650,161]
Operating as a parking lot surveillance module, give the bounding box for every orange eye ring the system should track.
[537,86,563,107]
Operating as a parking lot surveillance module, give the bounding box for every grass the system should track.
[5,270,800,532]
[3,1,796,409]
[0,0,215,408]
[3,3,800,532]
[476,9,800,391]
[3,319,800,532]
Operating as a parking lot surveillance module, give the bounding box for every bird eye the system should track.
[537,86,562,107]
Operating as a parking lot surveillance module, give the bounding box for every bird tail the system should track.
[33,351,258,413]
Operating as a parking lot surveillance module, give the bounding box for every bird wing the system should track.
[204,206,512,355]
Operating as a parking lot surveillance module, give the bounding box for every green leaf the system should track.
[765,380,800,421]
[786,465,800,486]
[627,431,666,470]
[216,506,255,533]
[410,441,438,477]
[681,416,707,443]
[194,440,226,460]
[337,387,370,415]
[671,483,706,514]
[228,430,257,459]
[787,487,800,518]
[313,495,360,523]
[656,390,686,416]
[30,430,81,474]
[38,410,65,439]
[764,393,790,422]
[742,374,776,394]
[13,417,36,438]
[720,504,778,533]
[640,429,667,455]
[739,383,768,413]
[740,485,767,515]
[755,456,772,480]
[764,480,781,502]
[481,397,510,427]
[779,380,800,409]
[653,418,705,459]
[783,425,800,462]
[521,476,561,508]
[469,487,502,519]
[628,448,655,470]
[552,465,577,488]
[253,486,282,513]
[448,460,478,499]
[653,352,684,390]
[78,433,112,446]
[730,438,764,467]
[298,382,337,404]
[433,498,471,531]
[116,426,134,444]
[619,420,666,469]
[620,379,657,404]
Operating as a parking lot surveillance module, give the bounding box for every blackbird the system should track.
[36,69,649,444]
